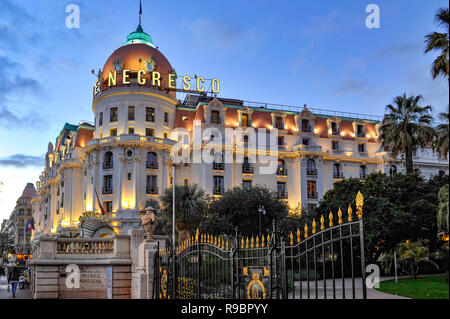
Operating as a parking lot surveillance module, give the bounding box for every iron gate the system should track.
[155,192,367,300]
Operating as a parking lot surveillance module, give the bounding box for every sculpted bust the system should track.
[140,206,158,242]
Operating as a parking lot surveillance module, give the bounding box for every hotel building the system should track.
[31,22,449,240]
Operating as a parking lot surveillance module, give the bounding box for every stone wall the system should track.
[31,236,132,299]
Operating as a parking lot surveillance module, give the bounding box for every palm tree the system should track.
[396,241,439,279]
[437,184,449,232]
[380,94,435,173]
[424,7,449,80]
[160,184,209,244]
[434,112,449,159]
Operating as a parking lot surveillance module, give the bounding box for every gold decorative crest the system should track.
[246,272,266,299]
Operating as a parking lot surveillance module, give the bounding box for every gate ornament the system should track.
[348,204,353,222]
[356,191,364,219]
[338,208,343,224]
[312,219,317,234]
[304,223,308,238]
[247,272,267,299]
[329,211,334,227]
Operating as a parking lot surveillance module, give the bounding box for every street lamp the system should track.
[258,205,266,237]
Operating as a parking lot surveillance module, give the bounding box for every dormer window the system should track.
[301,119,311,133]
[242,113,249,127]
[211,110,221,124]
[357,124,365,137]
[331,122,339,135]
[275,116,284,129]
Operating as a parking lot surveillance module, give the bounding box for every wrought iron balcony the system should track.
[277,191,288,200]
[213,162,225,171]
[331,129,340,136]
[242,164,254,174]
[360,173,368,179]
[213,187,224,195]
[103,161,113,169]
[357,131,366,138]
[307,169,317,177]
[146,161,159,169]
[277,168,288,176]
[333,172,344,179]
[102,187,113,195]
[211,116,222,124]
[301,125,312,133]
[146,186,158,195]
[308,192,318,199]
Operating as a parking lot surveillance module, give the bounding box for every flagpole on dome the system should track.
[139,0,142,25]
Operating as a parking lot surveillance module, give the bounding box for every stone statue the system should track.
[140,206,158,242]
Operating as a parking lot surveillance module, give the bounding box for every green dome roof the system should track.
[123,24,155,48]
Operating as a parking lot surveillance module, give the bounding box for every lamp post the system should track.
[172,164,176,252]
[258,205,266,238]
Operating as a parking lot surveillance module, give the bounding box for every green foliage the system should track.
[315,171,449,264]
[424,7,449,79]
[160,184,209,230]
[396,241,439,279]
[199,185,289,236]
[145,199,171,236]
[437,184,449,232]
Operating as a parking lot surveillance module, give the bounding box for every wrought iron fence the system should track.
[154,191,367,300]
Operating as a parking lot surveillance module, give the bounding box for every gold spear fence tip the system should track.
[195,229,199,243]
[320,215,325,230]
[356,190,364,219]
[338,208,343,225]
[312,219,317,234]
[246,237,249,249]
[348,204,353,222]
[297,228,301,243]
[304,223,308,238]
[329,211,334,227]
[256,235,260,248]
[290,232,294,246]
[262,235,265,247]
[251,236,254,248]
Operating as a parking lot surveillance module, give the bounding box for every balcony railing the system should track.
[102,187,113,195]
[103,161,113,169]
[277,168,288,176]
[242,165,254,174]
[307,192,318,199]
[213,162,225,171]
[301,125,312,133]
[146,161,159,169]
[277,191,288,200]
[357,131,366,138]
[146,186,158,195]
[333,172,344,179]
[307,169,317,177]
[211,117,222,124]
[213,187,224,195]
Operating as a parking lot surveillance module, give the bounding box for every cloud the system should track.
[0,55,46,129]
[0,154,44,168]
[180,18,265,52]
[334,78,369,95]
[370,43,423,60]
[299,10,344,36]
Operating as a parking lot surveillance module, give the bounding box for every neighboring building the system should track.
[8,183,36,255]
[31,22,449,240]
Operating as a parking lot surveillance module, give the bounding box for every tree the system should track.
[437,184,449,232]
[314,171,449,264]
[396,241,439,279]
[200,185,289,237]
[380,94,435,173]
[160,184,209,243]
[434,112,449,159]
[424,7,449,80]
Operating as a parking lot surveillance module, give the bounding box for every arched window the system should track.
[277,159,287,176]
[360,165,367,178]
[307,159,316,175]
[146,152,158,169]
[333,163,342,179]
[103,151,113,169]
[389,165,397,176]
